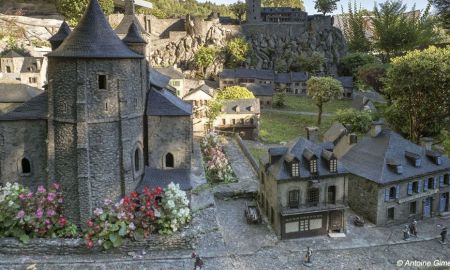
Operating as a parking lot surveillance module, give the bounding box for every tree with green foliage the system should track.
[314,0,339,15]
[225,37,251,68]
[206,98,224,129]
[384,46,450,143]
[340,1,372,53]
[338,52,380,77]
[307,77,344,125]
[356,63,388,93]
[273,92,286,108]
[55,0,114,26]
[432,0,450,31]
[193,46,219,78]
[439,130,450,156]
[147,0,233,19]
[372,0,435,62]
[335,108,373,133]
[292,53,325,74]
[262,0,304,9]
[230,1,247,23]
[217,86,255,100]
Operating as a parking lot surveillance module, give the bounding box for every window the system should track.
[328,186,336,204]
[266,101,270,105]
[134,149,140,172]
[329,159,337,173]
[222,119,226,125]
[410,201,417,214]
[6,66,11,73]
[21,158,31,174]
[412,181,419,193]
[389,186,396,200]
[307,188,319,206]
[271,207,275,224]
[28,77,37,83]
[428,178,434,190]
[291,162,299,177]
[171,80,180,87]
[387,207,395,220]
[165,153,174,168]
[98,75,107,90]
[105,102,108,112]
[288,190,299,208]
[309,159,317,174]
[250,118,254,125]
[240,118,244,125]
[232,119,236,125]
[445,174,450,185]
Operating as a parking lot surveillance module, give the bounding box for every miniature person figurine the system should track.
[403,225,410,241]
[191,252,204,270]
[303,247,313,267]
[440,226,447,244]
[409,220,417,237]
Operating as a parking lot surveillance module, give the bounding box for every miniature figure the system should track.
[303,247,313,267]
[403,225,410,241]
[191,252,204,270]
[409,220,417,237]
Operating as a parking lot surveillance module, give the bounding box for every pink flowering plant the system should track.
[0,182,78,243]
[200,132,236,183]
[83,187,162,250]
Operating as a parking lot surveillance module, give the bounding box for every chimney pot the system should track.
[306,126,319,143]
[420,137,433,151]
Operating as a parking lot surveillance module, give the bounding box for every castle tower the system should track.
[46,0,147,225]
[246,0,261,23]
[123,21,147,56]
[48,21,71,50]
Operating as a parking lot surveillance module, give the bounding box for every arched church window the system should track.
[21,158,31,174]
[165,153,174,168]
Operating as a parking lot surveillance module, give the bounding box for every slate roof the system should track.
[154,67,184,80]
[220,68,275,81]
[1,50,24,58]
[267,137,347,181]
[47,0,142,59]
[323,122,347,144]
[122,21,147,44]
[261,7,304,14]
[244,83,274,96]
[341,129,450,184]
[136,167,192,191]
[291,72,308,81]
[0,84,44,103]
[353,91,386,104]
[184,84,215,98]
[20,58,43,73]
[275,73,290,84]
[48,21,72,43]
[221,99,260,114]
[0,92,47,121]
[115,14,146,36]
[146,88,192,116]
[149,68,170,89]
[337,76,353,88]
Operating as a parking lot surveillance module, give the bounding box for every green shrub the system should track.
[335,108,373,133]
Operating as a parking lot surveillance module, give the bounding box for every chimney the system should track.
[125,0,135,15]
[420,137,433,151]
[348,133,358,145]
[370,120,384,137]
[305,126,319,143]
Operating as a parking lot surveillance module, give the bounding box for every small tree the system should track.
[314,0,339,15]
[230,1,247,23]
[292,53,325,74]
[432,0,450,31]
[225,37,251,68]
[262,0,304,9]
[307,76,343,125]
[206,99,223,129]
[193,46,219,78]
[55,0,114,26]
[356,63,388,93]
[217,86,255,100]
[339,1,372,53]
[273,92,286,108]
[335,108,373,133]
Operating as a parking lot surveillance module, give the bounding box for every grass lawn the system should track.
[280,96,352,114]
[259,111,335,144]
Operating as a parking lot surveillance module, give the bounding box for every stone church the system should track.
[0,0,193,225]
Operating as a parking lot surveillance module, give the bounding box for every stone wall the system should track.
[0,0,58,16]
[0,120,48,190]
[146,115,192,170]
[347,175,380,224]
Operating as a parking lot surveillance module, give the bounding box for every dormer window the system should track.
[329,159,337,173]
[285,154,299,177]
[426,150,442,165]
[292,162,299,177]
[405,151,421,167]
[321,149,337,173]
[310,159,318,174]
[387,159,403,174]
[234,106,240,112]
[303,148,318,174]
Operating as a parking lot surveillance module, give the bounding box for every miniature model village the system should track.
[0,0,449,269]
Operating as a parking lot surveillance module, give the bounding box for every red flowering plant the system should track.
[83,186,162,250]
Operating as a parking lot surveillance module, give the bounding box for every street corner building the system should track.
[258,132,349,239]
[341,122,450,226]
[0,0,193,226]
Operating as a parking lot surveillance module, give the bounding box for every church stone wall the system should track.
[147,115,192,170]
[0,120,48,190]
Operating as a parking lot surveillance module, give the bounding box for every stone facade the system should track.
[182,86,214,137]
[147,115,192,170]
[0,51,45,88]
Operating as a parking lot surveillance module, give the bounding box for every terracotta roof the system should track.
[47,0,142,59]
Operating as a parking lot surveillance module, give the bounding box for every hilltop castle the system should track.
[0,0,193,225]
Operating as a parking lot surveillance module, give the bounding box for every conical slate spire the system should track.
[123,21,147,44]
[47,0,141,59]
[48,21,72,50]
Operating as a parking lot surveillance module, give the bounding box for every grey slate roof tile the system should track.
[149,68,171,89]
[0,84,44,103]
[146,88,192,116]
[154,67,184,80]
[221,99,260,114]
[48,21,72,43]
[47,0,142,59]
[0,92,47,120]
[137,167,192,191]
[244,83,274,96]
[341,129,450,184]
[123,21,147,44]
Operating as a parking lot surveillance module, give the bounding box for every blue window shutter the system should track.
[396,185,400,199]
[440,175,445,187]
[418,180,423,192]
[434,177,438,189]
[384,188,389,201]
[423,180,428,192]
[407,182,413,195]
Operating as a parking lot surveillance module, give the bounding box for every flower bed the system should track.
[200,132,236,183]
[0,182,191,250]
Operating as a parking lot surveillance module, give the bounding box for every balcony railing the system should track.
[279,200,348,216]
